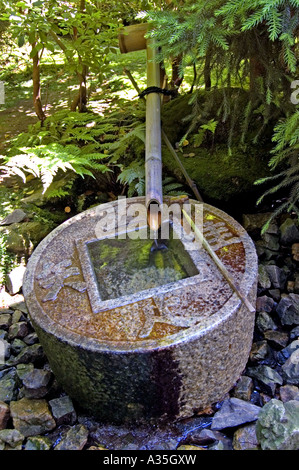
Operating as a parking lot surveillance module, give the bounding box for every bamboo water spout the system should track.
[118,26,163,232]
[145,38,163,232]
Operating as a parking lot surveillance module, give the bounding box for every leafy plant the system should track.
[117,160,145,197]
[1,101,148,200]
[0,142,111,196]
[192,119,218,148]
[162,176,187,196]
[0,186,23,285]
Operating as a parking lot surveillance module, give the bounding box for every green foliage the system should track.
[147,1,298,106]
[0,142,111,196]
[0,186,23,285]
[0,0,156,113]
[1,100,149,200]
[162,176,187,197]
[0,231,12,286]
[191,119,218,148]
[117,162,186,198]
[256,110,299,231]
[117,161,145,197]
[217,0,299,72]
[0,109,122,198]
[147,2,229,63]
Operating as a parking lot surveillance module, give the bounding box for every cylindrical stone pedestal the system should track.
[23,197,257,423]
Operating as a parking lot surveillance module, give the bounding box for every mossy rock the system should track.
[0,220,57,256]
[162,143,270,205]
[161,87,263,145]
[161,89,273,210]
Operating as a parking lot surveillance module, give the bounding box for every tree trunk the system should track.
[70,0,88,112]
[70,67,88,112]
[204,49,212,91]
[250,55,265,93]
[32,44,46,122]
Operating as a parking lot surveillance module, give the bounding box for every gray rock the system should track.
[205,430,233,450]
[277,294,299,326]
[261,233,280,252]
[11,309,26,324]
[258,265,271,289]
[211,398,261,430]
[15,363,34,380]
[10,338,27,356]
[246,365,283,396]
[54,424,89,450]
[183,428,218,446]
[0,313,12,330]
[23,332,39,345]
[233,423,259,450]
[0,338,11,362]
[282,348,299,385]
[256,399,299,450]
[232,376,254,401]
[290,326,299,341]
[280,218,299,246]
[0,209,27,226]
[6,265,26,295]
[7,343,45,366]
[9,301,28,314]
[0,428,25,450]
[265,265,287,290]
[49,395,77,426]
[10,397,56,437]
[250,340,269,362]
[256,295,276,313]
[280,385,299,402]
[22,368,52,398]
[24,435,52,450]
[0,401,10,430]
[268,289,281,302]
[256,311,278,332]
[277,339,299,364]
[0,367,19,402]
[8,321,28,340]
[263,330,289,349]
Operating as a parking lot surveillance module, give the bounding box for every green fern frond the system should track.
[0,142,111,194]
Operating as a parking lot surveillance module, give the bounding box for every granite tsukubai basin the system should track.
[23,197,258,423]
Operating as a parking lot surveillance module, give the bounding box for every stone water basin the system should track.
[23,197,258,423]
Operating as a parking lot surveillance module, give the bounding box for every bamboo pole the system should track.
[122,66,204,204]
[145,38,163,226]
[182,209,256,314]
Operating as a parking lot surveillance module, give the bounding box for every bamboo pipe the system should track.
[145,38,163,231]
[182,209,256,314]
[122,67,204,205]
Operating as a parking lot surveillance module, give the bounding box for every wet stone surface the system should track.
[21,199,257,423]
[0,211,298,450]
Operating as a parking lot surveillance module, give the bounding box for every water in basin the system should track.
[87,226,199,301]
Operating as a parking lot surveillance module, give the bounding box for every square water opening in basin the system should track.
[87,226,199,301]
